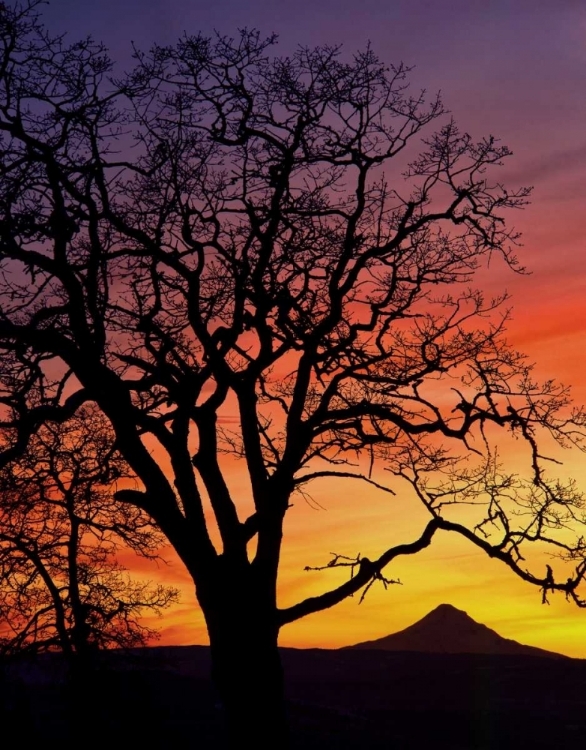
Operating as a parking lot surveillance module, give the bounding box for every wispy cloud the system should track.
[504,143,586,187]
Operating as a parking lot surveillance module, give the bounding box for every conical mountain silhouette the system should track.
[345,603,566,658]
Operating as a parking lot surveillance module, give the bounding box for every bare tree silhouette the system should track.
[0,407,178,663]
[0,2,585,744]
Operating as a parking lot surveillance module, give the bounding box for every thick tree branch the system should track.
[278,518,441,625]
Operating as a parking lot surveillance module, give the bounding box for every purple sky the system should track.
[42,0,586,201]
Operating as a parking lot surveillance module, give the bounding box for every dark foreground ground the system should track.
[2,646,585,749]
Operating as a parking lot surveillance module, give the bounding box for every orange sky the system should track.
[131,124,586,658]
[127,130,586,658]
[42,0,586,656]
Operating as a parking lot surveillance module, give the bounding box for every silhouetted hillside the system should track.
[2,607,585,749]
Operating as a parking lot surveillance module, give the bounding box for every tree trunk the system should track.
[200,584,289,748]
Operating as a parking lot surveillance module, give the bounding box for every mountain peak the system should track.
[345,604,566,659]
[427,603,467,616]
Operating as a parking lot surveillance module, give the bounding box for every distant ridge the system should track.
[344,603,568,659]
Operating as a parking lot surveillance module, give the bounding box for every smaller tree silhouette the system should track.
[0,407,179,662]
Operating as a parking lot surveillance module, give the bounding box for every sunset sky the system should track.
[41,0,586,656]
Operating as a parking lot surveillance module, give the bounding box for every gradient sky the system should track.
[39,0,586,655]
